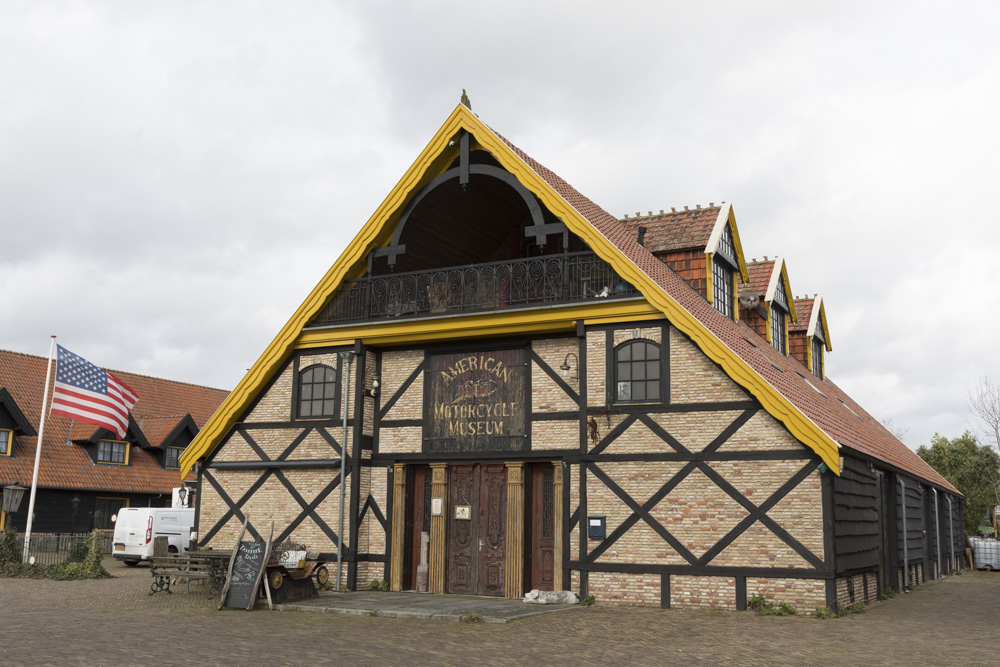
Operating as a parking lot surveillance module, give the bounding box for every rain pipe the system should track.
[337,351,353,592]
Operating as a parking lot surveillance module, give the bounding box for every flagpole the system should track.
[23,335,57,563]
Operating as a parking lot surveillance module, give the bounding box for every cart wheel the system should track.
[270,569,284,590]
[314,565,330,586]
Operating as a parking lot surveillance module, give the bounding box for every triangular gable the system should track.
[705,204,750,284]
[0,387,37,436]
[182,105,843,476]
[763,257,797,323]
[808,296,832,351]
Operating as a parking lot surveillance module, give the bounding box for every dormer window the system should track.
[97,439,129,465]
[165,446,183,470]
[811,335,824,380]
[0,428,11,457]
[712,224,737,320]
[769,276,789,355]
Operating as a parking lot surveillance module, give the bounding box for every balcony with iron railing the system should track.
[307,251,640,327]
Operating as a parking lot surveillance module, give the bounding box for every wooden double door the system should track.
[407,462,557,596]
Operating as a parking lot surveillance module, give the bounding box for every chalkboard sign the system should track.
[221,540,267,610]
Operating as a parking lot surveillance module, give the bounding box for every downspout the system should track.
[947,495,955,574]
[337,351,353,592]
[899,478,908,589]
[933,489,941,579]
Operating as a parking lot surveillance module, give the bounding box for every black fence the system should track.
[309,251,639,327]
[11,531,113,565]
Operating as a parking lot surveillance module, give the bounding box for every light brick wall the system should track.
[747,577,826,612]
[381,350,424,420]
[532,338,579,406]
[586,331,606,408]
[669,327,748,403]
[532,419,577,450]
[247,364,293,422]
[671,575,735,609]
[378,426,422,454]
[612,326,662,347]
[588,572,661,606]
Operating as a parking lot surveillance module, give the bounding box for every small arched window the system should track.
[298,364,338,419]
[614,340,661,403]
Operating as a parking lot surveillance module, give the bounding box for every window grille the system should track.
[615,340,661,403]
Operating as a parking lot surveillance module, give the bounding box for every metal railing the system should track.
[11,531,113,565]
[309,251,638,327]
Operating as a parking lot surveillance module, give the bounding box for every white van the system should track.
[112,507,195,566]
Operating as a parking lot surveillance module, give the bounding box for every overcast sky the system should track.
[3,1,998,451]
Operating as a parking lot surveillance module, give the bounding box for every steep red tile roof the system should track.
[790,298,815,333]
[743,260,775,297]
[619,207,721,254]
[0,349,229,492]
[490,129,958,494]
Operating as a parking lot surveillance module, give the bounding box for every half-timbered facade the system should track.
[183,104,963,611]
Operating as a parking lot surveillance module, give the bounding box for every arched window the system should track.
[614,340,661,403]
[298,364,338,419]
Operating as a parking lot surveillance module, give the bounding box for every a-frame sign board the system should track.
[218,516,274,611]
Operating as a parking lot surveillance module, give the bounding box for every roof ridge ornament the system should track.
[461,89,471,110]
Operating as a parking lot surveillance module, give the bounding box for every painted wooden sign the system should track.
[425,348,526,453]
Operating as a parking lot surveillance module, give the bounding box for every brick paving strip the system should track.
[2,559,1000,666]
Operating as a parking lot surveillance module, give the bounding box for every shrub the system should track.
[580,595,596,606]
[67,541,88,564]
[0,527,18,564]
[746,593,796,616]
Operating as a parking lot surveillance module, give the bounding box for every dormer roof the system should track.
[743,257,797,322]
[621,205,749,282]
[179,104,957,494]
[791,296,832,350]
[0,387,37,436]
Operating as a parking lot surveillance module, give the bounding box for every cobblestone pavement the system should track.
[3,560,1000,666]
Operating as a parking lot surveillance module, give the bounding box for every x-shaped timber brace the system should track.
[569,407,829,603]
[199,425,384,556]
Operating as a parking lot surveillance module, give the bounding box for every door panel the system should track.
[446,463,507,596]
[448,464,478,595]
[529,464,555,590]
[479,463,507,596]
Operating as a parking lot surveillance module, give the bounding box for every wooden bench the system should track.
[149,554,227,597]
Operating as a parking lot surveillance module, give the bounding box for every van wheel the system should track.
[123,560,139,567]
[168,546,178,555]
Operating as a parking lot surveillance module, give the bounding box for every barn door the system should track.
[528,464,555,591]
[447,463,507,596]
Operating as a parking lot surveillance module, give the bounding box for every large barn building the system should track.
[181,104,964,611]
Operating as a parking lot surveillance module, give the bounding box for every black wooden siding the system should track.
[3,488,168,532]
[896,476,925,564]
[832,455,879,574]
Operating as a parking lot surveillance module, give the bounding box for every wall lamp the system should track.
[559,353,579,382]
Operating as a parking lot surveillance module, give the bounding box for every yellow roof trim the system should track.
[181,104,840,476]
[763,257,797,323]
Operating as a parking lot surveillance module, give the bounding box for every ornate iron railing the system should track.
[308,251,639,327]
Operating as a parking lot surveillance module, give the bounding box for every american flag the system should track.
[50,346,139,439]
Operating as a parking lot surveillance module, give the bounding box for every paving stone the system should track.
[1,558,999,665]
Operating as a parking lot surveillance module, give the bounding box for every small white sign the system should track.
[455,505,471,520]
[431,498,444,516]
[589,518,602,526]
